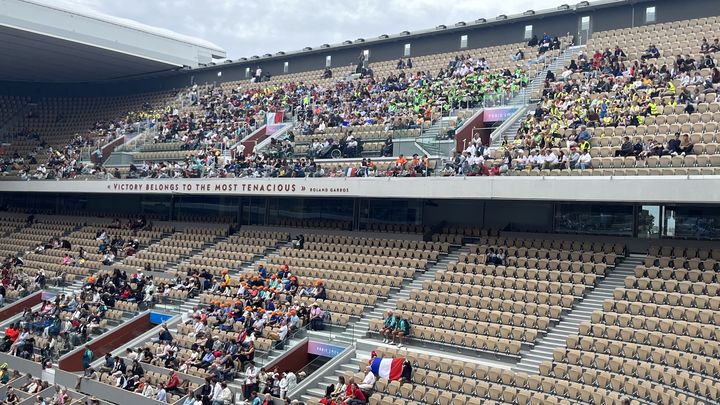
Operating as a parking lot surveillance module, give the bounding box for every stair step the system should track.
[306,388,326,397]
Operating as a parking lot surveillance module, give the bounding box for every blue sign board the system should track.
[308,341,345,358]
[149,312,173,325]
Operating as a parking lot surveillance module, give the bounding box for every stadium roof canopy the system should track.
[0,0,226,83]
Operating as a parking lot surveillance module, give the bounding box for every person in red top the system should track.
[3,324,19,351]
[164,370,181,394]
[344,382,366,405]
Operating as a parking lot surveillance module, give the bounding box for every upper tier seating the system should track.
[486,15,720,177]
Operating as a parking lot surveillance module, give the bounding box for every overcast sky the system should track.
[54,0,572,58]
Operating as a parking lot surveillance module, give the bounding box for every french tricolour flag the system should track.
[370,357,404,381]
[266,111,283,126]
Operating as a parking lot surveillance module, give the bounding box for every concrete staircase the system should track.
[489,44,586,148]
[360,247,463,332]
[299,350,369,403]
[489,104,532,148]
[305,245,465,350]
[513,254,642,374]
[415,117,461,158]
[509,44,586,106]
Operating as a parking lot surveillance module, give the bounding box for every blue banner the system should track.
[308,341,345,358]
[483,106,520,123]
[149,312,173,325]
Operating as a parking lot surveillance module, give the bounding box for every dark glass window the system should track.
[555,204,634,236]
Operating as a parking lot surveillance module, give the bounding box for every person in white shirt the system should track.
[347,137,358,149]
[277,322,288,342]
[579,150,592,169]
[542,150,559,169]
[286,371,297,394]
[514,151,528,170]
[358,366,377,391]
[211,380,224,405]
[219,383,232,405]
[279,373,289,399]
[243,363,259,399]
[464,143,477,157]
[528,151,541,170]
[155,387,167,403]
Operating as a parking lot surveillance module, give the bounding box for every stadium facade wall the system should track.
[2,183,719,242]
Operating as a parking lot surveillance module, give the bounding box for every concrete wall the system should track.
[2,176,720,204]
[0,353,44,377]
[263,340,312,374]
[454,110,487,151]
[0,291,42,321]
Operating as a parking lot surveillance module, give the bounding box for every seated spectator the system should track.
[155,386,168,403]
[98,353,115,376]
[641,44,660,60]
[527,34,538,47]
[701,38,711,53]
[380,311,396,344]
[575,125,592,143]
[542,150,559,169]
[614,136,634,157]
[393,154,407,170]
[308,302,324,331]
[312,281,326,300]
[157,324,173,343]
[614,45,627,60]
[163,370,180,394]
[291,234,304,249]
[357,366,376,391]
[678,134,694,155]
[710,38,720,53]
[4,388,19,404]
[511,49,524,61]
[391,315,410,348]
[344,382,366,405]
[578,150,592,170]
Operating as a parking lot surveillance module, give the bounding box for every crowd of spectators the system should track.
[116,151,435,179]
[317,351,412,405]
[122,50,530,178]
[492,40,719,171]
[0,137,97,180]
[89,105,166,145]
[0,382,97,405]
[1,293,108,364]
[165,262,326,385]
[0,254,45,307]
[151,83,284,150]
[1,101,170,181]
[71,262,327,404]
[294,62,528,139]
[0,37,571,185]
[1,41,546,182]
